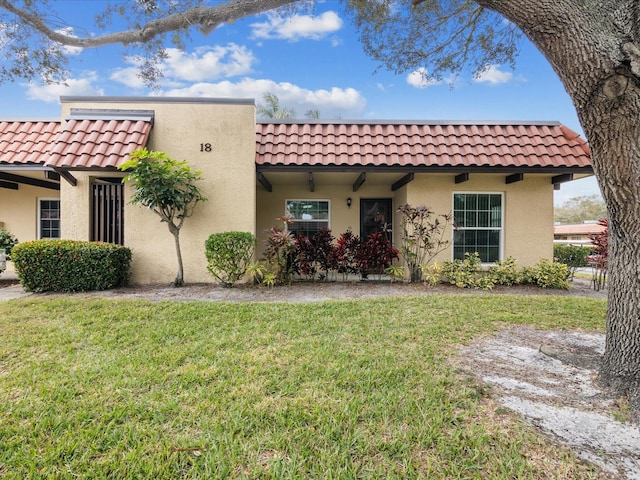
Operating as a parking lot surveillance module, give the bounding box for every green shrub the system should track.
[441,252,495,290]
[262,222,296,286]
[488,257,520,286]
[11,240,131,292]
[521,259,570,289]
[553,244,590,279]
[419,262,442,286]
[205,231,256,287]
[0,227,18,258]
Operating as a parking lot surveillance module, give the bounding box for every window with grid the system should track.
[285,200,330,237]
[453,193,503,262]
[39,199,61,239]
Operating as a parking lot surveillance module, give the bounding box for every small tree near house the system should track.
[119,148,207,287]
[398,204,452,283]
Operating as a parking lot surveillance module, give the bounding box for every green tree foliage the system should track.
[0,227,18,258]
[257,92,321,119]
[553,244,590,280]
[119,148,206,287]
[346,0,521,82]
[257,92,296,119]
[555,195,608,224]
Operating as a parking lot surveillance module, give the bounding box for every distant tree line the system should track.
[554,194,607,224]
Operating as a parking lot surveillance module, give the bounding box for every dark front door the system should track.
[360,198,392,241]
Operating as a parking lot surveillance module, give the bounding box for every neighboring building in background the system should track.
[1,96,593,284]
[553,222,607,245]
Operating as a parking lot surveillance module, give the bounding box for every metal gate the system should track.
[91,179,124,245]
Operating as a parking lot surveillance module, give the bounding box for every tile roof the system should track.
[554,223,606,236]
[0,117,152,169]
[256,121,592,170]
[46,118,152,169]
[0,120,60,165]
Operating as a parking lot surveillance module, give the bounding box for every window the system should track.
[453,193,503,262]
[39,199,60,239]
[285,200,330,237]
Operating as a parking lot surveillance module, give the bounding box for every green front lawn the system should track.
[0,294,606,479]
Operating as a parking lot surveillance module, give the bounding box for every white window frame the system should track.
[37,198,61,239]
[452,192,504,263]
[285,199,331,237]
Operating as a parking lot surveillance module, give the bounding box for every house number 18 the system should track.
[200,143,212,152]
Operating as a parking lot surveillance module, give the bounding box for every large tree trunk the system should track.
[583,94,640,417]
[479,0,640,418]
[570,75,640,415]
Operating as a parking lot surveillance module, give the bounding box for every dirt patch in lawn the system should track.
[455,326,640,479]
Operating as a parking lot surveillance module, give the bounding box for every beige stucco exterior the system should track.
[256,174,403,247]
[405,173,554,266]
[257,171,554,268]
[1,97,572,285]
[59,97,257,284]
[0,184,59,244]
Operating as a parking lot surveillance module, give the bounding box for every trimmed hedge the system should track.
[205,231,256,287]
[11,240,132,292]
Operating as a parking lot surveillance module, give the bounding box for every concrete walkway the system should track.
[0,269,30,301]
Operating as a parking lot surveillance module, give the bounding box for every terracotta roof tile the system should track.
[46,119,152,168]
[554,223,606,235]
[0,120,60,165]
[256,121,592,170]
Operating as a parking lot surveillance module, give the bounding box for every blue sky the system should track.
[0,1,601,205]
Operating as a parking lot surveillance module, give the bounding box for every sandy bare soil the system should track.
[456,326,640,479]
[12,275,605,302]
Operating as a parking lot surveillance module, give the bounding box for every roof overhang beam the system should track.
[505,173,524,184]
[53,168,78,187]
[308,172,315,192]
[0,180,19,190]
[353,172,366,192]
[257,172,273,192]
[0,172,59,190]
[455,173,469,184]
[391,172,415,192]
[552,173,573,184]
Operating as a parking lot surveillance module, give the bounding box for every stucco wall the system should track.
[255,172,554,269]
[60,98,256,285]
[405,173,554,266]
[0,185,59,244]
[255,179,406,255]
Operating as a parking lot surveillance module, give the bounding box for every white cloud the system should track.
[251,11,343,41]
[159,78,366,118]
[110,44,255,88]
[162,45,255,81]
[406,68,441,89]
[25,72,104,102]
[109,65,147,89]
[473,64,513,85]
